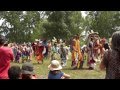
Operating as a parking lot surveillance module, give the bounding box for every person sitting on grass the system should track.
[48,60,70,79]
[21,62,37,79]
[8,65,22,79]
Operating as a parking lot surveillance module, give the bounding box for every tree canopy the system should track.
[0,11,120,43]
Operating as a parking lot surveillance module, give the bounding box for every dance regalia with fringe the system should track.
[71,39,77,67]
[76,39,83,68]
[35,45,44,63]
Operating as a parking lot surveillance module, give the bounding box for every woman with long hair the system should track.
[100,31,120,79]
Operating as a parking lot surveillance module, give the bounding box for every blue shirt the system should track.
[48,71,64,79]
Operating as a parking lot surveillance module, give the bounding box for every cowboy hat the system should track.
[48,60,62,71]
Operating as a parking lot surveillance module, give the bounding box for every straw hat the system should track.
[48,60,62,71]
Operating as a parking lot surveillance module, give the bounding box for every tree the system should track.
[65,11,84,37]
[42,11,67,39]
[0,11,85,42]
[85,11,117,38]
[0,11,44,43]
[42,11,84,40]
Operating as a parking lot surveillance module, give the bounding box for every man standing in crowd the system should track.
[0,35,14,79]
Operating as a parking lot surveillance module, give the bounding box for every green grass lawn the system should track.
[11,55,105,79]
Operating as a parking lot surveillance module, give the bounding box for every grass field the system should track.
[11,55,106,79]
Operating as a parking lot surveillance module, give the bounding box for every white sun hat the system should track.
[48,60,62,71]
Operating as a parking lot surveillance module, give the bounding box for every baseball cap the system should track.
[22,62,34,75]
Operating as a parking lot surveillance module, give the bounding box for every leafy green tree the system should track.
[42,11,84,40]
[85,11,119,38]
[0,11,43,43]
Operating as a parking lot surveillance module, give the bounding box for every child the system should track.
[58,44,68,67]
[21,48,29,63]
[48,60,70,79]
[51,43,59,60]
[15,48,21,63]
[26,44,33,60]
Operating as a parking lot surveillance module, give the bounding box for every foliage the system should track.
[1,11,120,42]
[85,11,120,38]
[42,11,84,40]
[0,11,43,43]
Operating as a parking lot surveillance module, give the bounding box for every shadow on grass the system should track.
[63,67,90,70]
[33,63,43,65]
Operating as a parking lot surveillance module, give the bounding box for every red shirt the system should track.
[0,46,14,79]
